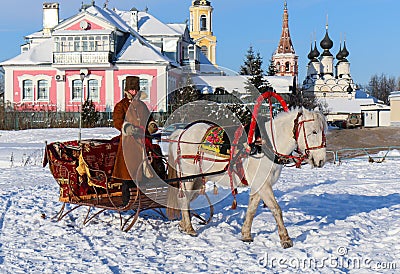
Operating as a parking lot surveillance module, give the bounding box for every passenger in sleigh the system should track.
[112,76,164,205]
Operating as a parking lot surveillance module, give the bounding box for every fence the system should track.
[335,146,400,163]
[0,110,114,130]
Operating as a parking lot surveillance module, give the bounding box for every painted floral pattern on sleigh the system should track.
[200,125,231,157]
[44,137,121,202]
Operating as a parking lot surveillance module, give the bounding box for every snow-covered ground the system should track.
[0,128,399,273]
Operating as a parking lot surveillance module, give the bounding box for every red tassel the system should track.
[178,188,185,198]
[231,197,237,210]
[213,184,218,195]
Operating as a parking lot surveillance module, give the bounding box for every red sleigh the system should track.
[43,135,213,231]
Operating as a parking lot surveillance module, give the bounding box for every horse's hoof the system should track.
[281,239,293,249]
[187,230,198,237]
[178,222,198,237]
[241,237,253,243]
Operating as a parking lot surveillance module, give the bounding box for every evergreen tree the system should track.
[267,56,277,76]
[168,74,200,113]
[82,99,99,127]
[239,46,271,94]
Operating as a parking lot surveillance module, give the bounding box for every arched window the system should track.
[87,79,99,101]
[276,62,281,72]
[201,46,208,58]
[285,62,290,72]
[200,15,207,31]
[37,80,49,100]
[72,79,83,101]
[22,80,33,100]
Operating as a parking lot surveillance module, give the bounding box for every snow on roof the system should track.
[0,39,53,65]
[323,97,376,114]
[137,12,182,36]
[85,6,131,32]
[192,75,248,92]
[191,75,294,94]
[116,36,172,64]
[167,23,187,35]
[389,91,400,98]
[25,31,49,39]
[52,29,113,35]
[114,10,180,37]
[266,76,294,93]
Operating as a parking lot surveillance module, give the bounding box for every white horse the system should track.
[167,108,327,248]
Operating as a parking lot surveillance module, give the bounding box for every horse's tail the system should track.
[166,161,181,220]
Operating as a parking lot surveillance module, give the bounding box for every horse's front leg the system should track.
[258,183,293,249]
[241,193,261,242]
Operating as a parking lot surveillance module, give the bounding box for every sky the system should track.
[0,0,399,86]
[0,127,399,272]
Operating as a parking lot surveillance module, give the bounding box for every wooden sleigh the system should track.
[43,135,213,231]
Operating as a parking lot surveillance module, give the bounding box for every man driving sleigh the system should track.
[112,76,164,205]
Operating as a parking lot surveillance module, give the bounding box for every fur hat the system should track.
[125,76,140,91]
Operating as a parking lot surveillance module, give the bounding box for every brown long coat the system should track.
[112,97,152,181]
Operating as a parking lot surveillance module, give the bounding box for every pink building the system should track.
[1,2,209,114]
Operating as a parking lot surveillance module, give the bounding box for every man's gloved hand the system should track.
[122,122,144,137]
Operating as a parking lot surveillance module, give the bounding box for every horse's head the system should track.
[294,109,327,168]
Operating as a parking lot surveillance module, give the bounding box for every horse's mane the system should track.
[273,107,327,132]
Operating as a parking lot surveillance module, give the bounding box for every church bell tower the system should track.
[189,0,217,65]
[272,1,298,77]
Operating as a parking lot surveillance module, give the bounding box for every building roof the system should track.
[324,97,376,114]
[191,75,294,94]
[114,9,182,37]
[0,4,186,67]
[116,36,172,64]
[1,38,53,65]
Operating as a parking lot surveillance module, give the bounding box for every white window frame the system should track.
[37,79,49,101]
[17,74,52,102]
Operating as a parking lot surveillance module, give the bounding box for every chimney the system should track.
[130,7,139,32]
[43,2,59,35]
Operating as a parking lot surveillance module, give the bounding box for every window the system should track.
[37,80,49,100]
[66,37,74,52]
[82,37,88,51]
[22,80,33,100]
[140,79,149,100]
[121,79,126,98]
[57,35,111,52]
[285,62,290,72]
[102,36,109,51]
[188,45,195,59]
[200,15,207,31]
[276,62,281,71]
[200,46,208,58]
[54,37,60,52]
[89,36,96,51]
[72,79,83,101]
[74,37,81,51]
[87,79,99,101]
